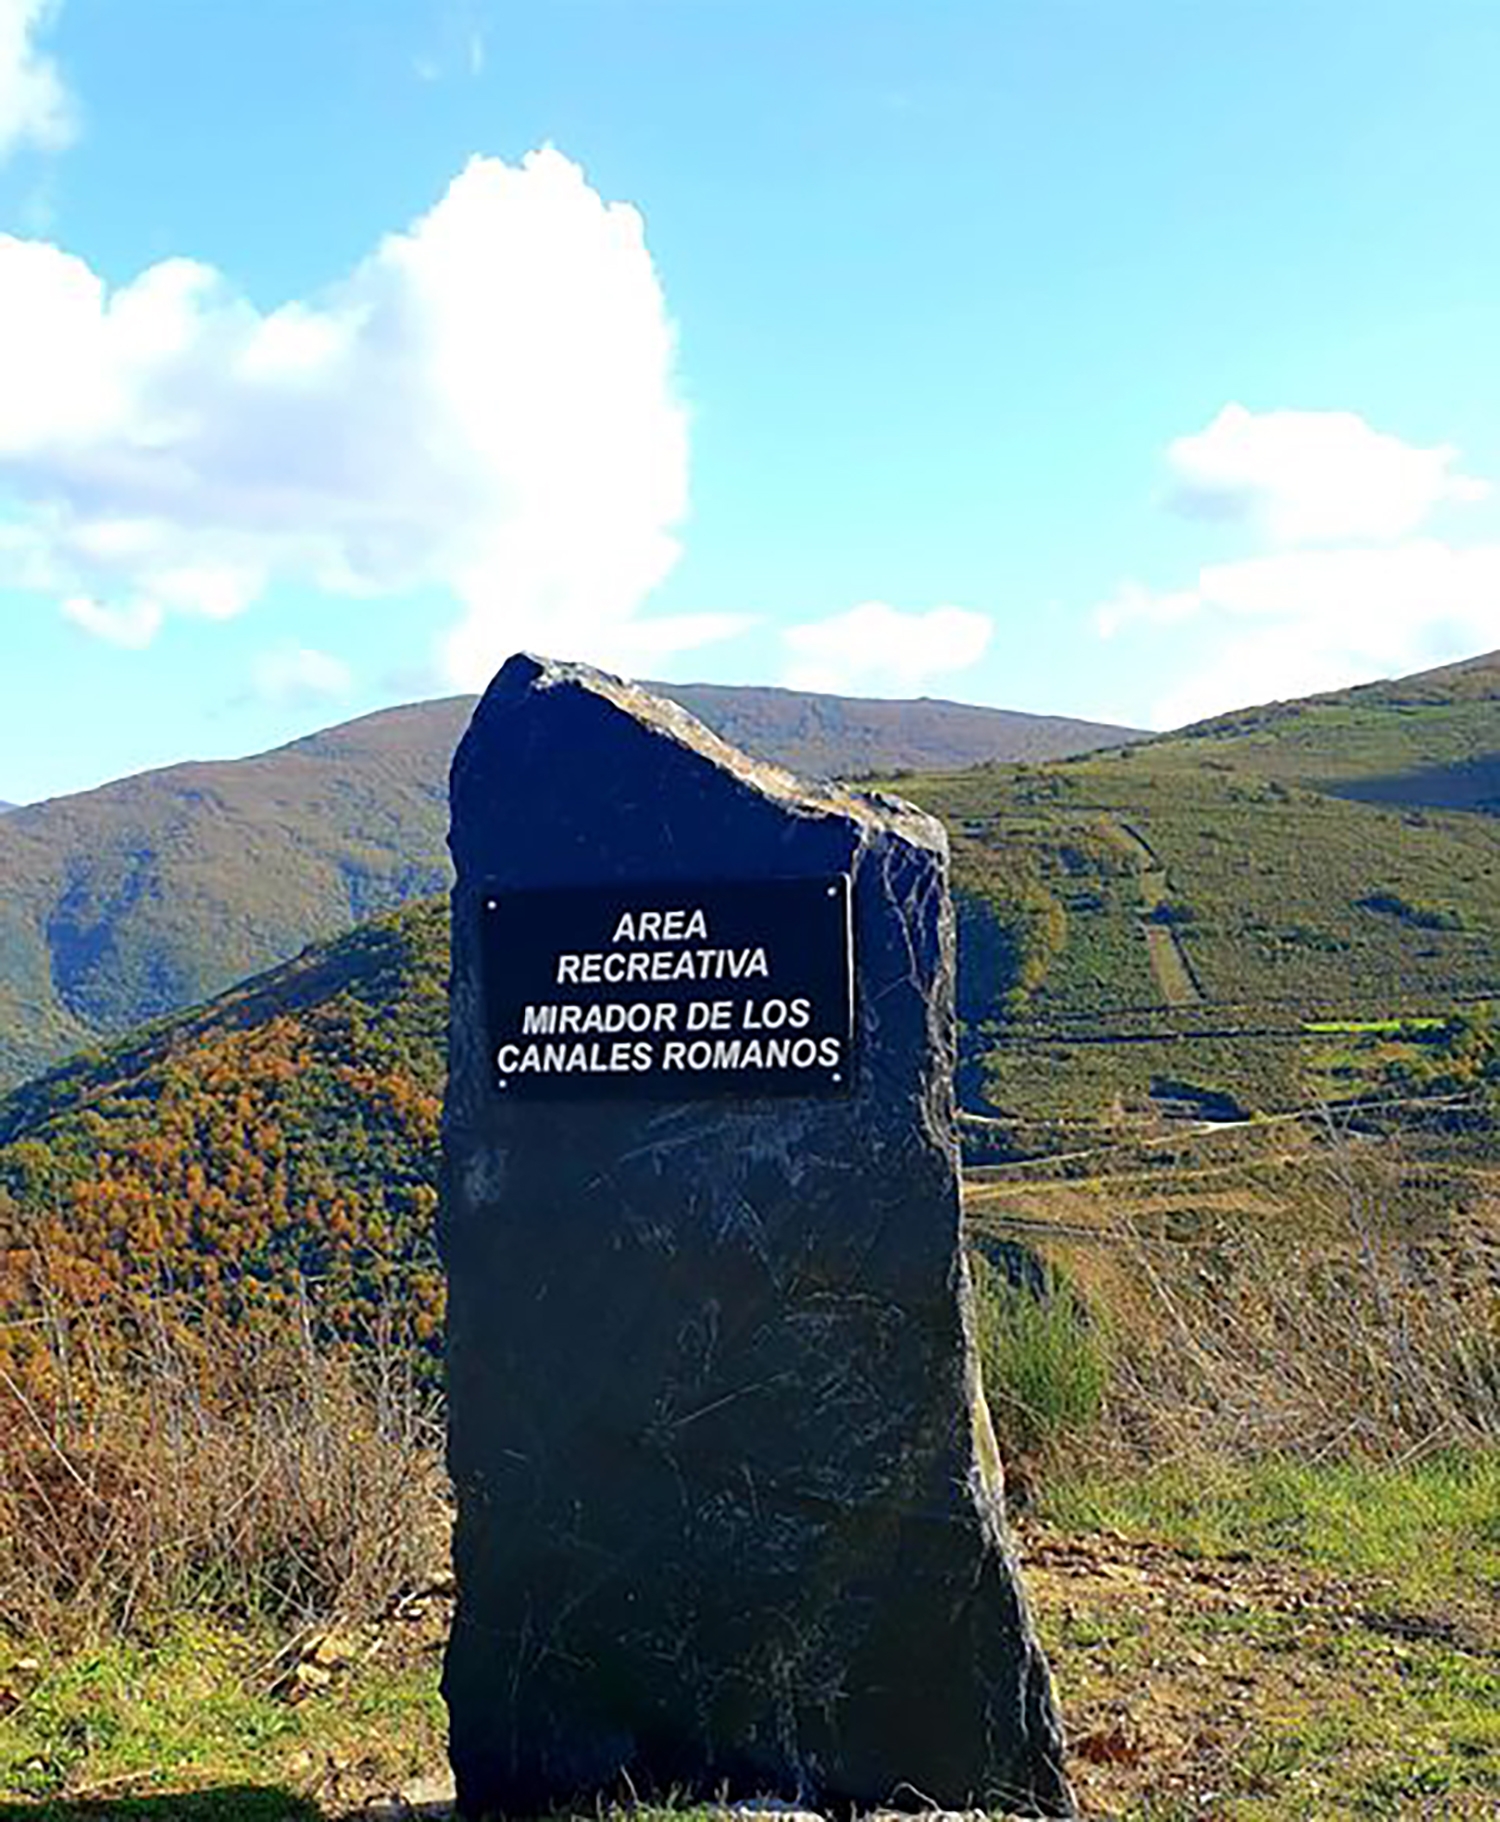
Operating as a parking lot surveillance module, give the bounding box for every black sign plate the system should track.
[480,876,854,1100]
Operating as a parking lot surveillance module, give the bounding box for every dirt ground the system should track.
[274,1520,1498,1822]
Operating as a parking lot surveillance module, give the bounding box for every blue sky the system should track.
[2,0,1500,803]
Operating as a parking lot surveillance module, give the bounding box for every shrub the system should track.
[1104,1140,1500,1461]
[970,1254,1109,1463]
[0,1267,444,1640]
[1357,890,1466,931]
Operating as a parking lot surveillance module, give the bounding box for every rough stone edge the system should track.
[451,652,949,861]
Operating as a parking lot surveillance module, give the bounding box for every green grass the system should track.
[0,1799,319,1821]
[1039,1449,1500,1612]
[0,1621,444,1812]
[972,1258,1110,1458]
[4,1454,1498,1819]
[1030,1449,1500,1819]
[1303,1017,1447,1034]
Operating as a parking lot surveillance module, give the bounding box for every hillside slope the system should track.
[0,702,460,1088]
[1157,647,1500,812]
[648,681,1138,775]
[5,641,1500,1340]
[0,897,448,1354]
[0,684,1139,1090]
[897,652,1500,1145]
[3,649,1497,1143]
[2,878,1493,1364]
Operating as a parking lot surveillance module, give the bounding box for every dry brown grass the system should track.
[0,1266,445,1640]
[1093,1143,1500,1463]
[970,1127,1500,1475]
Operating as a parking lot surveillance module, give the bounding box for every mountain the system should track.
[0,803,14,814]
[3,651,1498,1333]
[3,649,1498,1123]
[0,700,460,1089]
[640,681,1140,776]
[0,684,1141,1089]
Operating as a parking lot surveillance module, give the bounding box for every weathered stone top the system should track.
[452,652,948,861]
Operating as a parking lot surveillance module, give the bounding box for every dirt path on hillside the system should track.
[1106,815,1203,1008]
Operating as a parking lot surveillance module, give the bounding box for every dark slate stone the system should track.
[441,654,1074,1819]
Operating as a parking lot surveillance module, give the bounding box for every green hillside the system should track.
[0,702,460,1091]
[900,652,1500,1147]
[0,685,1138,1091]
[1145,647,1500,810]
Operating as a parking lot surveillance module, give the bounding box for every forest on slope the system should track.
[0,900,449,1369]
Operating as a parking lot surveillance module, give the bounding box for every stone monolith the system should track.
[441,654,1074,1818]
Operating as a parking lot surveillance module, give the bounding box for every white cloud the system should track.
[60,594,161,648]
[1166,403,1487,545]
[0,148,710,684]
[252,644,354,705]
[0,0,75,163]
[781,601,994,696]
[1099,541,1500,727]
[1098,404,1500,727]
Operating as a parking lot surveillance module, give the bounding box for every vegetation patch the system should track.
[0,1618,446,1814]
[0,902,448,1370]
[1304,1017,1447,1035]
[1357,889,1469,931]
[971,1255,1110,1464]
